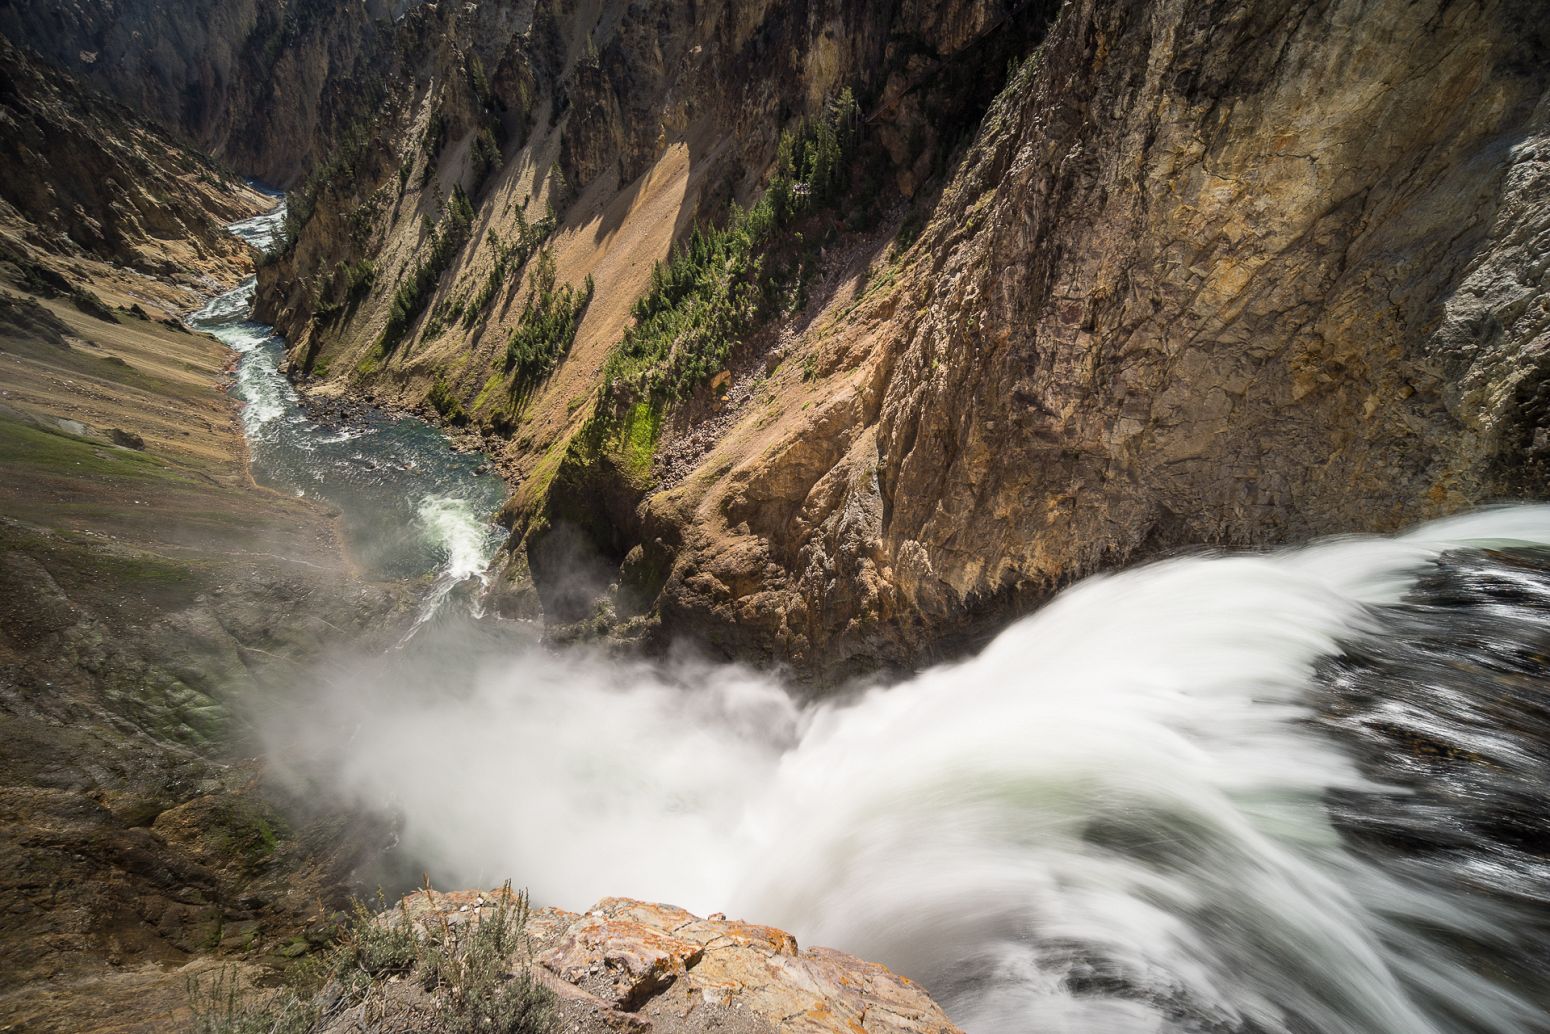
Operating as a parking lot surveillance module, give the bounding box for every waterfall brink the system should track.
[268,507,1550,1034]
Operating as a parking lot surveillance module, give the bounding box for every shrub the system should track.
[598,87,859,412]
[416,890,554,1033]
[463,205,558,329]
[471,127,502,191]
[505,252,594,404]
[427,376,468,425]
[186,885,555,1034]
[378,186,476,353]
[187,968,316,1034]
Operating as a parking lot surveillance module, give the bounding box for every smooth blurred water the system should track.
[189,205,505,588]
[274,507,1550,1034]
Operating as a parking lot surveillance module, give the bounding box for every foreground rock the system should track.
[334,890,963,1034]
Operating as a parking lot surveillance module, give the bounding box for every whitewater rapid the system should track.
[190,202,505,595]
[272,506,1550,1034]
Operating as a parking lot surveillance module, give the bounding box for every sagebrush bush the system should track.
[186,884,555,1034]
[188,968,317,1034]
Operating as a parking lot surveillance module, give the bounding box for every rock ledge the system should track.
[388,890,962,1034]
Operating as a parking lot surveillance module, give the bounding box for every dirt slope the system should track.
[0,48,407,1030]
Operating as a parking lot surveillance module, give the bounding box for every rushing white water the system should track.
[270,507,1550,1034]
[190,205,506,591]
[194,276,294,433]
[227,197,288,252]
[398,494,505,640]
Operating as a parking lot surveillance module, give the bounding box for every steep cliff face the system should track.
[254,0,1053,646]
[256,0,1048,352]
[0,0,404,186]
[0,36,265,293]
[657,0,1550,672]
[265,0,1549,676]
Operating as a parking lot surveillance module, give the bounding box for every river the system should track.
[209,204,1550,1034]
[190,203,505,610]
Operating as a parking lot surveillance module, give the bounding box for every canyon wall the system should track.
[260,0,1548,676]
[0,36,265,291]
[0,37,413,1023]
[688,0,1550,671]
[0,0,406,186]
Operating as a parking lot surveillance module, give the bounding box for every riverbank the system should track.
[0,205,415,1030]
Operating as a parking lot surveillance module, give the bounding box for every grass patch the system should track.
[427,376,469,425]
[203,798,288,869]
[615,402,661,484]
[471,372,507,414]
[188,968,315,1034]
[0,520,208,615]
[517,432,575,516]
[0,418,187,483]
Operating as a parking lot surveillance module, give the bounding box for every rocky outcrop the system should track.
[262,0,1549,677]
[0,0,404,186]
[320,890,961,1034]
[666,0,1550,672]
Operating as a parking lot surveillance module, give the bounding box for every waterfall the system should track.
[268,506,1550,1034]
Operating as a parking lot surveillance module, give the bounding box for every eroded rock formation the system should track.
[656,0,1550,671]
[0,0,404,186]
[0,36,265,290]
[250,0,1550,677]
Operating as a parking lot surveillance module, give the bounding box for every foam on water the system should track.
[191,205,506,586]
[227,196,287,253]
[418,494,501,584]
[273,506,1550,1034]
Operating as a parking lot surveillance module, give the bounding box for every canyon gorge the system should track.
[0,1,1548,1032]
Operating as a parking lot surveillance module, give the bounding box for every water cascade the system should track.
[209,204,1550,1034]
[272,509,1550,1034]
